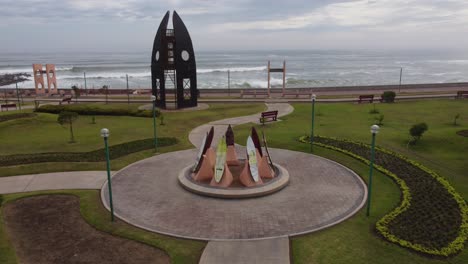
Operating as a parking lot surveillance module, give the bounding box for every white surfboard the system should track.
[247,136,259,182]
[214,136,227,183]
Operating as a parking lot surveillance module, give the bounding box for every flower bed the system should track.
[0,137,177,166]
[299,135,468,257]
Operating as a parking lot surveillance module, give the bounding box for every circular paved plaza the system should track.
[101,147,367,240]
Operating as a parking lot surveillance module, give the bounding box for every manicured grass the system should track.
[0,103,265,176]
[233,99,468,263]
[0,190,206,264]
[236,99,468,199]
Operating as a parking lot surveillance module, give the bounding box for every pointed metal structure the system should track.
[151,11,197,109]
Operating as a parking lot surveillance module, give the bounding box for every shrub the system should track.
[71,85,80,102]
[409,122,428,144]
[375,114,384,126]
[36,104,160,118]
[381,91,396,103]
[0,137,177,166]
[0,113,36,123]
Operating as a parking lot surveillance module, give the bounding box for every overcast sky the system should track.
[1,0,468,53]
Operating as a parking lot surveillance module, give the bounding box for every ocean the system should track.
[1,50,468,90]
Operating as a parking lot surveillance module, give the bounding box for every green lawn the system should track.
[2,99,467,263]
[0,191,206,264]
[0,103,265,176]
[233,99,468,263]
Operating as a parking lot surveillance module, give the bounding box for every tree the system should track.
[409,122,428,144]
[453,113,460,126]
[71,85,80,103]
[57,111,79,143]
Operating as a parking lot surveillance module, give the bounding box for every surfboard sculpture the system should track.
[262,130,274,170]
[214,136,227,183]
[192,126,214,173]
[226,125,235,146]
[193,133,207,172]
[251,127,263,157]
[247,136,260,182]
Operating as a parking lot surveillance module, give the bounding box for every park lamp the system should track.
[100,128,110,138]
[371,124,380,134]
[311,94,317,102]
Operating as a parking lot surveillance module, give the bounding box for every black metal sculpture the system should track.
[151,11,197,109]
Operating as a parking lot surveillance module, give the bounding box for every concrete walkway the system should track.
[189,103,293,148]
[0,171,108,194]
[191,103,295,264]
[199,237,290,264]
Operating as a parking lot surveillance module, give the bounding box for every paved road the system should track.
[189,103,294,149]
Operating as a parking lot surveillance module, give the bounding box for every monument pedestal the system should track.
[210,163,233,188]
[226,145,240,166]
[259,154,274,179]
[193,148,215,182]
[239,161,264,187]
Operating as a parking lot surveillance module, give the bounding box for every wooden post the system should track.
[267,61,270,98]
[282,60,286,96]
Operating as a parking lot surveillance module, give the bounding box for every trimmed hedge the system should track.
[0,113,36,123]
[36,104,160,118]
[299,135,468,257]
[0,137,177,166]
[381,91,396,103]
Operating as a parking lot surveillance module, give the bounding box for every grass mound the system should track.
[300,135,468,257]
[0,137,177,166]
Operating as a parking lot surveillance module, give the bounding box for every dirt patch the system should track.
[456,130,468,137]
[2,195,170,264]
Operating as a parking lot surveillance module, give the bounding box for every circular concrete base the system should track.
[178,163,289,198]
[101,148,366,240]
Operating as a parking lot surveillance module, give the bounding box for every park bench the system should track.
[282,90,312,98]
[240,90,269,98]
[456,91,468,99]
[59,97,72,105]
[260,110,278,124]
[1,103,17,111]
[358,95,374,103]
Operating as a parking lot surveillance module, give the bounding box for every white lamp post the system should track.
[310,94,317,152]
[366,124,380,217]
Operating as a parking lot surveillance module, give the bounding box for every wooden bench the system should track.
[260,110,278,124]
[456,91,468,99]
[59,97,72,105]
[282,90,312,98]
[358,95,374,103]
[1,103,17,111]
[240,90,269,98]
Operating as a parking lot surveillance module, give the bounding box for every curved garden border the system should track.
[299,135,468,257]
[0,137,177,166]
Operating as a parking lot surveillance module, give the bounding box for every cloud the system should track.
[1,0,468,52]
[214,0,468,31]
